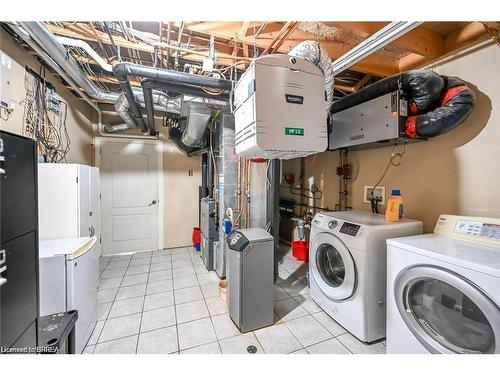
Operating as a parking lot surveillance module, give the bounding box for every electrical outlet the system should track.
[363,186,386,204]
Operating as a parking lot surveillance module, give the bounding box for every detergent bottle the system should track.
[385,189,404,222]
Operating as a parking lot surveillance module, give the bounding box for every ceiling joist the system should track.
[36,21,491,86]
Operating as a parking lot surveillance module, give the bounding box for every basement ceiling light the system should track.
[331,21,423,76]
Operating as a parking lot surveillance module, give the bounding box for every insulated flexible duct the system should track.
[331,70,475,139]
[331,70,445,114]
[289,41,334,111]
[405,76,476,138]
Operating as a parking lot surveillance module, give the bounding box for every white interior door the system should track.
[100,141,160,255]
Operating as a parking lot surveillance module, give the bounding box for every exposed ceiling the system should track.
[10,21,500,100]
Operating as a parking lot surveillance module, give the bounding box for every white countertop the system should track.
[39,237,95,259]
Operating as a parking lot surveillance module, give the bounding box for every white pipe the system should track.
[331,21,423,76]
[56,35,113,72]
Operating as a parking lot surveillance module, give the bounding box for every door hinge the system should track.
[99,236,102,244]
[76,177,78,183]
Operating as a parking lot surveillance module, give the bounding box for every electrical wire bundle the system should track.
[22,66,71,163]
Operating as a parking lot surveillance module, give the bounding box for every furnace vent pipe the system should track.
[114,62,233,133]
[141,78,230,134]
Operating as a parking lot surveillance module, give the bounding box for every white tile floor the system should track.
[84,245,386,354]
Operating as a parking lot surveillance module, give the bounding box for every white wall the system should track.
[281,42,500,233]
[0,28,94,165]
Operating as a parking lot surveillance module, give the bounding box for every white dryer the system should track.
[310,211,422,342]
[386,214,500,354]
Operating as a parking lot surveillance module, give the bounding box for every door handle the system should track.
[89,226,95,237]
[0,277,6,287]
[149,199,158,206]
[0,249,5,265]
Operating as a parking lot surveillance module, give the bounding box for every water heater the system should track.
[233,54,327,160]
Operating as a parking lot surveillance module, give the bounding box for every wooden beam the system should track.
[334,83,356,93]
[399,22,490,71]
[353,74,372,91]
[323,22,445,58]
[262,21,293,55]
[244,22,286,37]
[242,43,249,58]
[185,22,400,76]
[89,22,111,63]
[239,22,250,38]
[444,22,488,52]
[272,22,301,52]
[46,24,250,69]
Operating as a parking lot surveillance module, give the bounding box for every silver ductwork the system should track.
[9,21,229,151]
[181,104,212,148]
[12,22,181,132]
[289,40,334,111]
[104,93,137,132]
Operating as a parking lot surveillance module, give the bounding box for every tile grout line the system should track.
[94,255,133,351]
[93,253,179,351]
[170,249,181,354]
[307,311,353,353]
[190,246,223,354]
[94,253,141,352]
[92,249,179,352]
[94,254,133,351]
[89,255,131,353]
[134,249,153,354]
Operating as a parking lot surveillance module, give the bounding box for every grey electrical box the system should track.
[1,52,12,110]
[200,197,217,270]
[328,91,423,150]
[227,228,274,333]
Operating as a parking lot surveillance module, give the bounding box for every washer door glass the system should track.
[395,266,500,354]
[408,278,494,354]
[310,232,356,301]
[316,243,345,287]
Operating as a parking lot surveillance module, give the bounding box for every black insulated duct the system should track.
[331,70,445,114]
[331,69,475,139]
[406,76,476,138]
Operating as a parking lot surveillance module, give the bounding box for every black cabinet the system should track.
[0,131,39,351]
[1,131,38,241]
[1,233,38,349]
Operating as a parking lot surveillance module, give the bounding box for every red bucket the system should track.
[192,227,201,246]
[292,240,309,262]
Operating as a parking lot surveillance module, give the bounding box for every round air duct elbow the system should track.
[289,41,334,111]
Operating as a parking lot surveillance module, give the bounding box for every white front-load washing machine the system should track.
[386,214,500,354]
[310,211,423,342]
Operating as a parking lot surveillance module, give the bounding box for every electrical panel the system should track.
[1,52,12,110]
[233,54,328,160]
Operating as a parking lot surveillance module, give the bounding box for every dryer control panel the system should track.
[340,222,361,236]
[435,214,500,245]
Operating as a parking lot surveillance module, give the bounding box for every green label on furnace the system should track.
[285,127,304,136]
